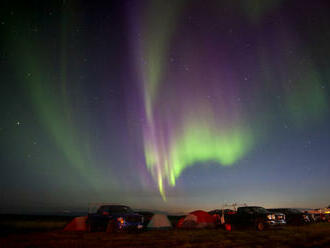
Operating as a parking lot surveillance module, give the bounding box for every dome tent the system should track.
[177,210,215,228]
[147,214,172,229]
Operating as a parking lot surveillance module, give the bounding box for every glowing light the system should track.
[285,70,327,128]
[145,119,253,198]
[132,0,329,200]
[137,1,255,199]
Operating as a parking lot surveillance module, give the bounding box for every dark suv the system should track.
[227,206,286,231]
[87,205,144,232]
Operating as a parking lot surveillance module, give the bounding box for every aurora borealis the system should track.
[133,0,328,199]
[1,0,330,213]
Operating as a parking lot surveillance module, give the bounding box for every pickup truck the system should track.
[86,205,144,232]
[225,206,286,231]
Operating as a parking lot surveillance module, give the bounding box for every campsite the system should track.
[1,218,330,248]
[1,210,330,248]
[2,0,330,247]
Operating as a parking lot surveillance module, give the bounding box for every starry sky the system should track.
[1,0,330,214]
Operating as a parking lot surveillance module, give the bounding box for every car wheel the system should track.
[256,222,264,231]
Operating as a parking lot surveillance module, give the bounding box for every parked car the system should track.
[267,208,311,225]
[226,206,286,231]
[314,213,330,223]
[87,205,144,232]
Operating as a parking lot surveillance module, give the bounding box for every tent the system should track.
[181,214,198,228]
[177,210,215,228]
[176,216,185,228]
[147,214,172,229]
[63,216,88,231]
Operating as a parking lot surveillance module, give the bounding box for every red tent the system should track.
[189,210,214,224]
[176,217,185,228]
[177,210,215,228]
[63,216,88,231]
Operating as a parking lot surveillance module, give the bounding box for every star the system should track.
[16,121,21,126]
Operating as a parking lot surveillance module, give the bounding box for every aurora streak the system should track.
[1,0,330,212]
[133,0,328,199]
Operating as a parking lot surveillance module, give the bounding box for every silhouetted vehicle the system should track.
[87,205,144,232]
[267,208,311,225]
[314,213,330,223]
[226,206,286,231]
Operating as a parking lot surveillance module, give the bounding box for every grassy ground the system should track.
[0,214,73,235]
[1,221,330,248]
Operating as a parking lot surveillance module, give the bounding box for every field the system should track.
[1,215,330,248]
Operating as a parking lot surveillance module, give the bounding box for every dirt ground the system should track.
[1,223,330,248]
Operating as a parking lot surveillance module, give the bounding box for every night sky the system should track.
[1,0,330,214]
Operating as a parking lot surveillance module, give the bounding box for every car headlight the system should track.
[267,214,275,220]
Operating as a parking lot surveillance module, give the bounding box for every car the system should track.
[312,213,329,223]
[267,208,311,225]
[226,206,286,231]
[87,205,144,232]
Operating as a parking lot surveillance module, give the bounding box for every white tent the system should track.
[147,214,172,229]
